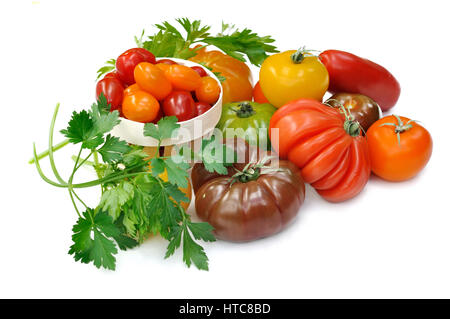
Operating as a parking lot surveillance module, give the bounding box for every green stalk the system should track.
[28,139,69,164]
[32,143,68,188]
[48,103,66,184]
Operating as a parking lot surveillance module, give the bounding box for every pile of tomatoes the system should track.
[96,48,221,123]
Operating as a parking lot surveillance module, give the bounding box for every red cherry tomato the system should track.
[151,108,164,124]
[253,81,270,104]
[163,91,196,122]
[103,71,120,81]
[96,78,124,112]
[194,102,212,116]
[191,66,208,77]
[122,90,160,123]
[156,59,178,65]
[116,48,156,85]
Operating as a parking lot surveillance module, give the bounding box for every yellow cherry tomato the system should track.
[259,49,329,108]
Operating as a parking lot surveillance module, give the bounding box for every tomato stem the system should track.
[233,102,256,118]
[290,47,319,64]
[379,115,416,146]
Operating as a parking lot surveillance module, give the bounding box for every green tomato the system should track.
[216,101,276,150]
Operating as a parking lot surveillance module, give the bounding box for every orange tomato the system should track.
[252,81,269,104]
[165,64,201,91]
[189,48,253,104]
[123,83,141,96]
[134,62,172,100]
[155,63,170,74]
[195,76,220,105]
[122,90,160,123]
[366,115,432,182]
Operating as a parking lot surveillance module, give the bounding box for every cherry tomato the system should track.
[156,59,178,65]
[191,66,208,77]
[116,48,156,85]
[151,108,164,124]
[194,102,212,116]
[96,78,124,112]
[155,63,171,75]
[165,64,201,91]
[134,62,172,100]
[122,90,160,123]
[252,81,270,104]
[366,115,432,181]
[195,76,220,105]
[162,91,196,122]
[123,83,141,96]
[103,71,121,81]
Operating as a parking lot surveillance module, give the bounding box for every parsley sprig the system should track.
[31,95,231,271]
[97,18,278,79]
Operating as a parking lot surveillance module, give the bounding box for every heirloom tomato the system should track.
[259,48,329,108]
[366,115,432,181]
[269,99,371,202]
[192,139,305,242]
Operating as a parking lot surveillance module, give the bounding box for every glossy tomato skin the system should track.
[134,62,172,100]
[156,59,177,65]
[253,81,269,104]
[191,66,208,77]
[259,51,329,108]
[194,102,211,116]
[193,139,305,242]
[96,78,124,112]
[269,99,371,202]
[195,76,220,105]
[190,48,253,104]
[122,90,160,123]
[116,48,156,85]
[326,93,381,133]
[162,91,196,122]
[319,50,400,112]
[366,115,432,181]
[165,64,202,91]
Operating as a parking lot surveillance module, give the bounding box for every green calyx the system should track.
[290,47,319,64]
[379,115,416,146]
[344,120,361,137]
[234,102,256,118]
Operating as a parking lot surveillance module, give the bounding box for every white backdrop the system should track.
[1,0,449,298]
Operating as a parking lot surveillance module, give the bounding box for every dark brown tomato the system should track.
[191,137,267,194]
[326,93,381,133]
[195,159,305,242]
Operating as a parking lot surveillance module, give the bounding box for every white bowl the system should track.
[110,57,223,147]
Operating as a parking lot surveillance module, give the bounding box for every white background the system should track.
[1,0,449,298]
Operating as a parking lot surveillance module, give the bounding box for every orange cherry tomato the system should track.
[366,115,432,181]
[122,90,160,123]
[134,62,172,100]
[123,83,141,96]
[252,81,270,104]
[195,76,220,105]
[165,64,201,91]
[155,63,171,75]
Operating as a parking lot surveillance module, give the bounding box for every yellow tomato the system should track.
[259,49,329,108]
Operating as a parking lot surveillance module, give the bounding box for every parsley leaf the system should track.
[143,116,180,142]
[99,181,134,220]
[200,137,235,174]
[68,210,126,270]
[98,135,131,163]
[96,59,116,80]
[182,222,209,270]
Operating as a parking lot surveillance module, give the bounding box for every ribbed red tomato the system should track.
[269,99,371,202]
